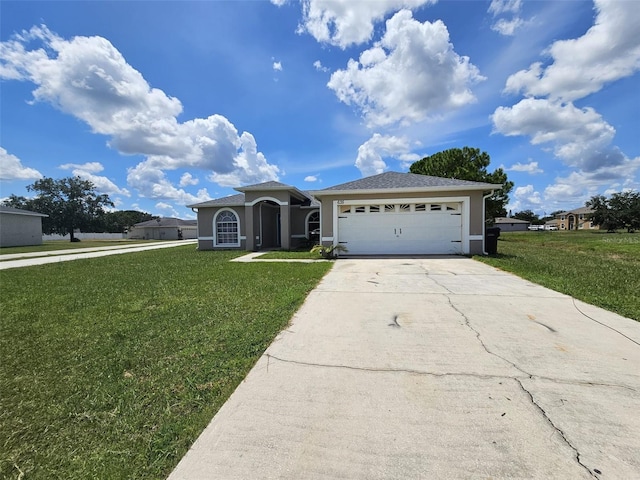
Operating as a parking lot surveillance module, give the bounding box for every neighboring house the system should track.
[0,206,48,247]
[188,171,501,255]
[545,219,560,230]
[493,217,530,232]
[127,217,197,240]
[555,207,599,230]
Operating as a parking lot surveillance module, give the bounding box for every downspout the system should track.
[482,191,494,255]
[191,207,199,249]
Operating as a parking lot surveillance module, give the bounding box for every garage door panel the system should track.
[337,204,463,255]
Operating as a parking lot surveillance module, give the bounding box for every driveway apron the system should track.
[169,257,640,480]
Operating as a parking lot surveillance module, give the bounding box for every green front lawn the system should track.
[0,247,331,479]
[256,250,322,260]
[475,231,640,321]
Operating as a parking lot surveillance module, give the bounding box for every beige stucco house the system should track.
[188,172,500,255]
[0,206,48,247]
[555,207,599,230]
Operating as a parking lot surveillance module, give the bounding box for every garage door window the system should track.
[341,203,460,214]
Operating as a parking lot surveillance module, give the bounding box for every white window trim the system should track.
[305,209,320,238]
[214,208,241,247]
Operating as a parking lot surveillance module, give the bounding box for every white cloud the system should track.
[504,0,640,101]
[328,10,484,128]
[491,17,525,36]
[179,172,199,187]
[355,133,416,177]
[59,161,130,196]
[313,60,329,73]
[304,175,318,182]
[273,61,283,71]
[508,183,543,213]
[0,25,279,200]
[155,201,180,218]
[488,0,522,16]
[127,162,210,205]
[58,161,104,173]
[505,160,543,174]
[492,98,619,171]
[297,0,436,49]
[544,158,640,208]
[270,0,287,6]
[0,147,43,181]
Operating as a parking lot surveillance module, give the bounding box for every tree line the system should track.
[2,176,156,241]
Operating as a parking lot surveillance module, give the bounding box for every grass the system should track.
[0,246,331,479]
[475,231,640,321]
[0,239,152,256]
[256,250,322,260]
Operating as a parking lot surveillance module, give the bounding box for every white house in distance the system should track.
[127,217,197,241]
[0,206,48,247]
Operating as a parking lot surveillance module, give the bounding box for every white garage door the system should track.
[337,202,463,255]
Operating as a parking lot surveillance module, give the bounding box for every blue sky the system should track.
[1,0,639,219]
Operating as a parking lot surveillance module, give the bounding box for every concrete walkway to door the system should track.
[169,257,640,480]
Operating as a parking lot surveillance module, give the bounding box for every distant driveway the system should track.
[0,240,197,270]
[170,257,640,479]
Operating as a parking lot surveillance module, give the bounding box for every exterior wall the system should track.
[495,222,529,232]
[0,213,43,247]
[195,206,246,250]
[317,189,487,255]
[128,226,182,240]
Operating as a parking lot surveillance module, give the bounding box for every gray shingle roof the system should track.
[133,217,197,227]
[236,181,292,190]
[495,217,530,224]
[187,193,246,208]
[0,206,48,217]
[316,172,499,192]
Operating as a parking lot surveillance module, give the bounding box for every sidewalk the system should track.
[0,240,197,270]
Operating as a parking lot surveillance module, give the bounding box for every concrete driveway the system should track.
[169,257,640,479]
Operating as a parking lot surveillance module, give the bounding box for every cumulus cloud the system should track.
[328,10,484,128]
[504,0,640,101]
[179,172,199,187]
[296,0,435,49]
[59,161,130,196]
[492,98,620,172]
[488,0,522,16]
[273,61,283,71]
[505,160,543,175]
[155,201,180,218]
[491,18,525,36]
[304,175,318,182]
[0,147,43,181]
[355,133,417,177]
[0,25,279,203]
[508,184,543,213]
[488,0,525,36]
[313,60,329,72]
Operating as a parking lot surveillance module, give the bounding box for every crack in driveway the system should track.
[515,378,597,478]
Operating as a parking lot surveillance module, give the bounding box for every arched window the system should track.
[215,210,239,246]
[307,210,320,238]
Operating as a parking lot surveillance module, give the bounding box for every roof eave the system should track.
[310,184,501,197]
[234,185,309,202]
